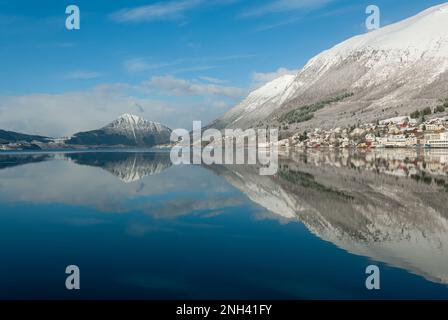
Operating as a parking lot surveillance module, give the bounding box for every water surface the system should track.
[0,149,447,299]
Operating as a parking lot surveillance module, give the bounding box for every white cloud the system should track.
[110,0,239,23]
[143,75,245,98]
[123,58,154,72]
[0,88,169,137]
[254,15,303,32]
[0,77,244,137]
[110,0,204,23]
[252,67,298,85]
[172,65,218,74]
[241,0,334,18]
[199,76,227,84]
[123,58,177,73]
[123,59,217,75]
[123,54,255,74]
[64,70,102,80]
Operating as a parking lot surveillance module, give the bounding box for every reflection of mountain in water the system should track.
[0,152,172,183]
[0,152,241,219]
[208,149,448,284]
[65,152,172,183]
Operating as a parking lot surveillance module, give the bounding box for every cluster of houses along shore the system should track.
[279,116,448,149]
[3,115,448,151]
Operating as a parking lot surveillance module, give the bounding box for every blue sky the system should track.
[0,0,446,136]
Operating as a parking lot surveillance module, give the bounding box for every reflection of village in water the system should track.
[292,148,448,183]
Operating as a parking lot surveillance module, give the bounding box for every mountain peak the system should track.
[106,114,171,135]
[118,113,144,123]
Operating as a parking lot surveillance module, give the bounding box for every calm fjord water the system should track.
[0,150,447,299]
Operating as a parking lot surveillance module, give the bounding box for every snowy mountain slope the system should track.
[211,3,448,131]
[67,114,172,147]
[207,74,296,130]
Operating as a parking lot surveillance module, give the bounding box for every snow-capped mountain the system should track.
[212,3,448,131]
[67,114,172,147]
[105,114,170,138]
[209,75,296,130]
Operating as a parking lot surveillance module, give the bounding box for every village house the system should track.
[424,132,448,148]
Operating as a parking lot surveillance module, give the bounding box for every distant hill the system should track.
[0,129,51,144]
[66,114,172,147]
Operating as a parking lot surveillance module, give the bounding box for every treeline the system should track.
[279,92,354,125]
[410,98,448,119]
